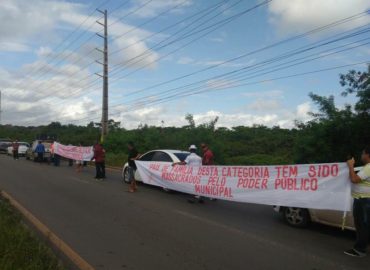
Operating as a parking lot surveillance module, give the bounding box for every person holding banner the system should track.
[76,143,84,173]
[345,146,370,258]
[201,143,217,202]
[52,142,60,167]
[127,142,140,193]
[173,145,204,204]
[92,142,106,180]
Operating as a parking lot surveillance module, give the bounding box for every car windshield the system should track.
[174,153,190,162]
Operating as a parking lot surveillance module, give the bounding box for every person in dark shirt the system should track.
[127,141,140,193]
[92,142,106,180]
[12,140,19,160]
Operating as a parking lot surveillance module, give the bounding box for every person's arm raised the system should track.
[347,158,362,183]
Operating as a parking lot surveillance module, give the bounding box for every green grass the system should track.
[0,195,64,270]
[105,152,127,168]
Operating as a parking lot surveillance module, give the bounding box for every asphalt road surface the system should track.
[0,154,369,270]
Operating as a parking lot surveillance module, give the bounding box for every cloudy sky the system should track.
[0,0,369,129]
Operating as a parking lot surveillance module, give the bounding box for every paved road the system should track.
[0,155,368,270]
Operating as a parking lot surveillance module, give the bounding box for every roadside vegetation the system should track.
[0,195,64,270]
[0,66,369,167]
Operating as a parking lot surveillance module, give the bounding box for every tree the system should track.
[340,64,370,115]
[185,113,195,129]
[294,65,370,163]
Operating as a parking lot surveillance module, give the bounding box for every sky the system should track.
[0,0,369,129]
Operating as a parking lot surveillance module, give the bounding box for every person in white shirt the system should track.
[173,145,204,203]
[344,146,370,258]
[184,145,202,166]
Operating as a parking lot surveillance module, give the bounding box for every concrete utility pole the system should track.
[96,9,108,141]
[0,90,2,125]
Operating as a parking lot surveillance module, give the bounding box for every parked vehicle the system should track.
[121,149,190,183]
[0,139,12,154]
[7,142,30,156]
[274,167,363,231]
[26,140,53,161]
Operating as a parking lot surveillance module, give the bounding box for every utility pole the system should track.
[0,90,2,125]
[96,9,108,142]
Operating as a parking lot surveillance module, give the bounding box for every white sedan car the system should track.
[121,149,190,183]
[274,166,363,231]
[7,142,30,157]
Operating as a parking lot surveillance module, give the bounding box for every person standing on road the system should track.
[12,139,19,160]
[127,142,140,193]
[92,141,106,180]
[34,141,45,163]
[173,145,203,204]
[344,146,370,258]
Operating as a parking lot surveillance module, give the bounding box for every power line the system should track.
[7,0,112,93]
[37,0,267,104]
[5,6,370,125]
[15,31,370,125]
[97,38,370,117]
[5,10,368,117]
[5,0,205,106]
[108,0,154,27]
[7,0,236,106]
[50,60,370,126]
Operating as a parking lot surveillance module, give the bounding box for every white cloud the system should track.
[295,101,312,121]
[106,100,314,129]
[112,37,159,69]
[268,0,370,35]
[0,41,30,52]
[0,0,85,49]
[35,46,52,57]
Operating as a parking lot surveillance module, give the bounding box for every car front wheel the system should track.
[122,168,130,184]
[283,207,310,228]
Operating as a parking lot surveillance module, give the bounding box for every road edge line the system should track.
[0,190,95,270]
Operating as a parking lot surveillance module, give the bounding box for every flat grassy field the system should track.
[0,195,64,270]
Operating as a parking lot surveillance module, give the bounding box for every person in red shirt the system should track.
[201,143,214,166]
[12,139,19,160]
[201,143,217,201]
[91,142,106,180]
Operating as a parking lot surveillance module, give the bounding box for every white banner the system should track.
[136,161,352,211]
[54,142,94,161]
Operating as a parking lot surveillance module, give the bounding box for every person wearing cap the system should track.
[173,145,204,203]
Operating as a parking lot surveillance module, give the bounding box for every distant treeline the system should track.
[1,66,369,166]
